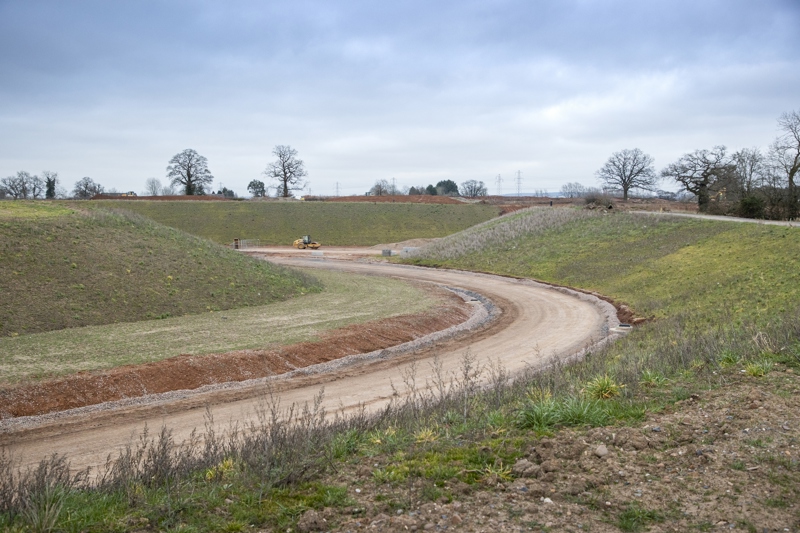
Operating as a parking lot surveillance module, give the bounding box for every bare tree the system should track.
[769,110,800,219]
[144,177,163,196]
[72,177,104,199]
[167,149,214,195]
[264,145,307,198]
[560,182,587,198]
[732,147,765,196]
[595,148,657,201]
[42,170,58,199]
[0,171,44,199]
[661,146,733,213]
[460,180,487,198]
[369,179,390,196]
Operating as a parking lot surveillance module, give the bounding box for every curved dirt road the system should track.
[3,258,617,475]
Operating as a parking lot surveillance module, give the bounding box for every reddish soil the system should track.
[92,195,230,201]
[322,195,464,204]
[0,297,470,419]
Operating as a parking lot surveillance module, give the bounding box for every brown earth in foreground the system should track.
[0,293,470,419]
[302,369,800,532]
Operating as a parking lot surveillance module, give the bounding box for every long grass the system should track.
[0,269,436,385]
[90,200,501,245]
[0,203,320,336]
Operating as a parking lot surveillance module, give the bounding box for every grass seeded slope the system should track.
[95,200,501,245]
[4,207,800,532]
[0,202,319,336]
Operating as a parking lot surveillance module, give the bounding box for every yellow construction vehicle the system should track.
[292,235,321,249]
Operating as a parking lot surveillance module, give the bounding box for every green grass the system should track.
[0,269,437,385]
[0,203,319,336]
[90,200,501,245]
[406,210,800,328]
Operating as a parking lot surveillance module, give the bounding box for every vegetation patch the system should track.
[0,203,319,336]
[0,269,437,386]
[90,200,500,245]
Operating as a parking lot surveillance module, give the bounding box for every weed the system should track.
[744,359,773,377]
[718,350,742,368]
[584,374,624,399]
[639,369,668,387]
[617,502,664,532]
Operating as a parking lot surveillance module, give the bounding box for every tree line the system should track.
[588,109,800,219]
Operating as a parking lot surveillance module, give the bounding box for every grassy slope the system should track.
[407,209,800,330]
[92,200,501,245]
[0,202,319,336]
[0,269,435,384]
[400,209,800,416]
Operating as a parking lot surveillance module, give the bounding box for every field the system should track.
[3,206,800,532]
[90,200,501,245]
[0,203,319,336]
[0,269,435,386]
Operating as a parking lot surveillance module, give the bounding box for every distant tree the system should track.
[161,183,176,196]
[370,179,390,196]
[0,173,26,199]
[167,149,214,195]
[436,180,459,196]
[460,180,487,198]
[42,170,58,199]
[144,177,162,196]
[560,182,587,198]
[425,184,437,195]
[247,179,267,197]
[408,186,424,195]
[769,110,800,219]
[265,145,307,198]
[595,148,658,201]
[72,177,104,199]
[217,187,236,198]
[0,171,44,199]
[732,147,765,196]
[661,146,733,213]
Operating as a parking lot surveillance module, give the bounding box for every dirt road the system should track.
[3,257,618,475]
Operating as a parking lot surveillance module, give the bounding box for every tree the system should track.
[167,149,214,195]
[732,147,765,196]
[144,177,163,196]
[247,179,267,197]
[72,177,104,199]
[0,171,44,199]
[436,180,459,196]
[425,184,437,195]
[661,146,733,213]
[769,110,800,219]
[460,180,487,198]
[42,171,58,199]
[370,179,390,196]
[560,182,587,198]
[595,148,658,201]
[264,145,307,198]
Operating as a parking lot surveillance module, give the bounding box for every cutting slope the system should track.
[0,202,319,336]
[92,200,501,245]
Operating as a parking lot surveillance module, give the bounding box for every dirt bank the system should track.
[0,288,470,419]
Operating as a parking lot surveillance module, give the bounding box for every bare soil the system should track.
[303,370,800,532]
[323,195,464,204]
[0,289,470,419]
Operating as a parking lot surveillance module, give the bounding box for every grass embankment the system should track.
[0,203,319,337]
[92,200,500,245]
[3,208,800,532]
[0,269,435,385]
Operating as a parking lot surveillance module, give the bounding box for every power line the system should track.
[335,182,339,197]
[495,174,503,196]
[516,170,522,197]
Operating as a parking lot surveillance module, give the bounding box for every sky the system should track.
[1,0,798,197]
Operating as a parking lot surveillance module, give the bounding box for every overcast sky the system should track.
[1,0,798,197]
